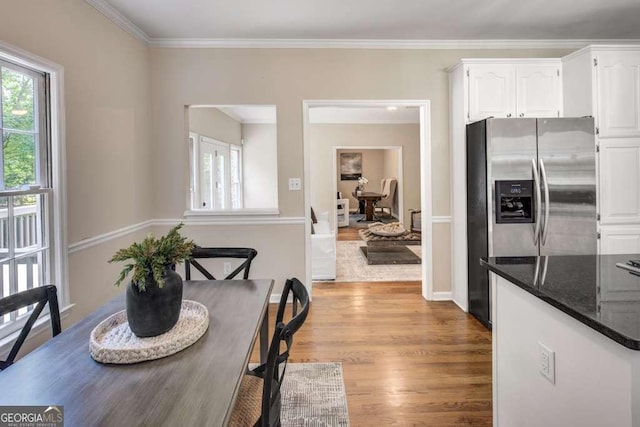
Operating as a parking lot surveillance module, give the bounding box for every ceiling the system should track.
[91,0,640,45]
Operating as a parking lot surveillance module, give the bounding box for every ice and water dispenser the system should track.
[494,180,535,224]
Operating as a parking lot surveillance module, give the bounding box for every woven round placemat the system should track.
[90,300,209,364]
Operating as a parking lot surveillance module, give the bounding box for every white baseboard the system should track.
[269,293,294,304]
[432,291,453,301]
[453,297,468,312]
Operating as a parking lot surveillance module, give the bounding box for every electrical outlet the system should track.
[289,178,301,191]
[538,341,555,384]
[223,262,232,275]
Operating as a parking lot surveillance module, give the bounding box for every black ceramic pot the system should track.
[126,268,183,338]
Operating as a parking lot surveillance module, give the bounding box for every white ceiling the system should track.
[309,106,420,124]
[92,0,640,44]
[219,106,276,124]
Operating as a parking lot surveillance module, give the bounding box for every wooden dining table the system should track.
[0,279,274,427]
[352,191,383,221]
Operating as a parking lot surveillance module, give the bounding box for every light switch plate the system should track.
[289,178,301,191]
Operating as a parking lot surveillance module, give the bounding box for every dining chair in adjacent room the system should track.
[229,277,310,427]
[184,247,258,280]
[374,178,397,217]
[0,285,62,370]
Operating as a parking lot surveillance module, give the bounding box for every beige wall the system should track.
[242,123,278,208]
[189,107,241,146]
[149,47,573,294]
[336,149,385,216]
[0,0,152,337]
[310,124,419,227]
[0,0,576,345]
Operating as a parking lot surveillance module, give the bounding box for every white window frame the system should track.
[230,144,243,209]
[190,135,246,212]
[0,41,69,343]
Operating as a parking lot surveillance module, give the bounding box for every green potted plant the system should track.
[109,223,195,337]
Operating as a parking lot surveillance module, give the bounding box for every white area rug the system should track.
[323,241,422,282]
[281,362,350,426]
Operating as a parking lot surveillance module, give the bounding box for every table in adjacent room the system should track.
[352,191,383,221]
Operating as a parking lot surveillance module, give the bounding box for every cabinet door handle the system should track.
[507,113,512,118]
[519,113,525,118]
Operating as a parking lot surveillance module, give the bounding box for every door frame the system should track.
[331,146,404,232]
[302,100,434,300]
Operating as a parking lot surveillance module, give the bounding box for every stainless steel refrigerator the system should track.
[466,117,597,328]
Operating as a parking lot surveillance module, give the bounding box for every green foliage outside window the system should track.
[1,66,38,206]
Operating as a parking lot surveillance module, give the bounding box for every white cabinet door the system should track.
[468,65,515,121]
[599,139,640,224]
[516,65,561,118]
[600,226,640,254]
[597,51,640,138]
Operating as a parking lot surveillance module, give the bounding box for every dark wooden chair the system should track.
[410,209,422,234]
[229,278,310,427]
[184,247,258,280]
[0,285,62,370]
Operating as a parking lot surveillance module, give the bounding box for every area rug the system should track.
[281,362,350,426]
[348,213,396,229]
[325,241,422,282]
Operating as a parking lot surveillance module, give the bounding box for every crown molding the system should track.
[148,38,640,50]
[80,4,640,51]
[86,0,150,44]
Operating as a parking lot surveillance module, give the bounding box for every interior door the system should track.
[537,118,597,256]
[199,138,230,209]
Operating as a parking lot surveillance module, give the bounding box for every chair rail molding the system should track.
[68,217,306,254]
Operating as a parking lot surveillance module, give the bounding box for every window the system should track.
[187,105,278,213]
[191,136,238,210]
[230,145,242,209]
[0,57,56,335]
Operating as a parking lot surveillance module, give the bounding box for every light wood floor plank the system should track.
[252,280,492,425]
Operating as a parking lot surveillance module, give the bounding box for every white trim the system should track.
[184,208,280,217]
[85,0,151,44]
[562,44,640,61]
[0,40,70,309]
[432,215,452,223]
[331,145,404,232]
[68,220,154,254]
[149,38,640,50]
[431,291,453,301]
[67,216,305,254]
[303,100,433,302]
[159,217,304,226]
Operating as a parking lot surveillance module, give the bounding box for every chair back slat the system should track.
[0,285,61,370]
[254,277,310,427]
[184,247,257,280]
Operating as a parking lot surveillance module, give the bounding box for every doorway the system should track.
[302,100,433,300]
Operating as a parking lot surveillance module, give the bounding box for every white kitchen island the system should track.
[482,255,640,427]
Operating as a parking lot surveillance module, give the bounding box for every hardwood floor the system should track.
[253,281,493,426]
[337,225,362,241]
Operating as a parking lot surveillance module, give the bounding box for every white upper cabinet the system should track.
[467,61,562,122]
[468,64,515,121]
[516,65,561,118]
[597,51,640,138]
[599,138,640,224]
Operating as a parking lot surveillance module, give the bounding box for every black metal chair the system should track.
[184,247,258,280]
[0,285,62,370]
[229,278,310,427]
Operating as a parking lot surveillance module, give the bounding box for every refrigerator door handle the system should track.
[532,158,542,245]
[540,158,550,245]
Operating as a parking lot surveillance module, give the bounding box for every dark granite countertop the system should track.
[481,254,640,350]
